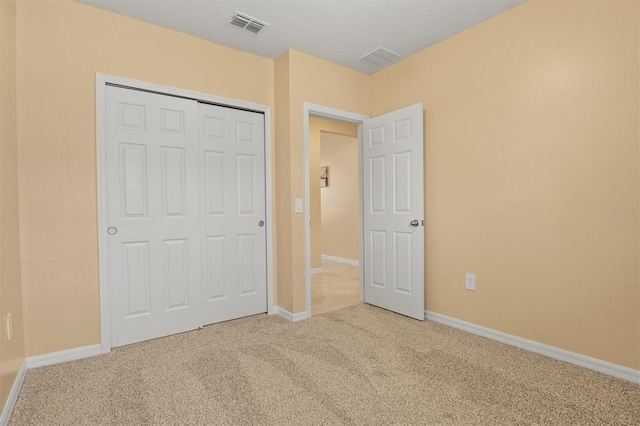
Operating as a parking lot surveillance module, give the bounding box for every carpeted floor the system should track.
[10,304,640,425]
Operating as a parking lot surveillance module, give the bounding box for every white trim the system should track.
[2,345,102,422]
[96,73,275,351]
[275,306,310,322]
[425,311,640,384]
[356,121,365,304]
[321,254,359,266]
[263,107,275,317]
[96,75,110,354]
[0,360,26,426]
[303,103,369,317]
[26,344,102,369]
[310,268,323,275]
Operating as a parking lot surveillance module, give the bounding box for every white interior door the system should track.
[106,86,202,347]
[363,103,424,320]
[199,103,268,324]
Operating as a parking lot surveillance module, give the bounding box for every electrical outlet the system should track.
[5,313,12,341]
[465,273,476,291]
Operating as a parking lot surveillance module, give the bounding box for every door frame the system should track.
[303,103,369,317]
[96,73,275,353]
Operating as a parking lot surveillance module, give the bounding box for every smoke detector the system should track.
[359,47,401,67]
[230,12,268,34]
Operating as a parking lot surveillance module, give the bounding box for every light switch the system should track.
[294,198,303,213]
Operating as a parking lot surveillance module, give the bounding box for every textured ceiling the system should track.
[76,0,526,74]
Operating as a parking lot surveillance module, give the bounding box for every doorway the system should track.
[303,104,368,317]
[303,102,425,321]
[310,121,362,315]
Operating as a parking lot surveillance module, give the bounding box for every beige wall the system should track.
[275,49,369,312]
[16,0,274,357]
[309,117,358,269]
[274,51,293,311]
[370,0,639,369]
[320,133,360,262]
[0,0,25,411]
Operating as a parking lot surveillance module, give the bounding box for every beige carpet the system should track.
[10,304,640,425]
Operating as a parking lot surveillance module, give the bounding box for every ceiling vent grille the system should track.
[230,12,268,34]
[245,20,265,34]
[358,47,401,67]
[230,14,251,29]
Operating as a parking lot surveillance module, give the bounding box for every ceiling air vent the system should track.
[245,20,265,34]
[230,14,251,29]
[358,47,401,67]
[230,12,268,34]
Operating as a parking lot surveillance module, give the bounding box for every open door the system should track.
[362,103,424,320]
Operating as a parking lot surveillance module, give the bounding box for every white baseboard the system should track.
[0,360,27,426]
[425,311,640,384]
[310,268,323,275]
[321,254,359,266]
[275,306,309,322]
[1,344,101,424]
[26,344,102,369]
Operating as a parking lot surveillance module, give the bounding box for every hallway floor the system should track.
[311,259,362,316]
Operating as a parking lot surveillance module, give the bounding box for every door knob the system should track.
[258,220,264,227]
[107,227,118,235]
[410,220,419,228]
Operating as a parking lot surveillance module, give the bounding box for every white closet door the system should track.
[106,86,202,347]
[363,103,425,320]
[199,103,267,324]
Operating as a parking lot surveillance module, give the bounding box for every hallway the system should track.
[311,260,361,316]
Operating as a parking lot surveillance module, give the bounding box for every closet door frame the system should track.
[96,73,274,354]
